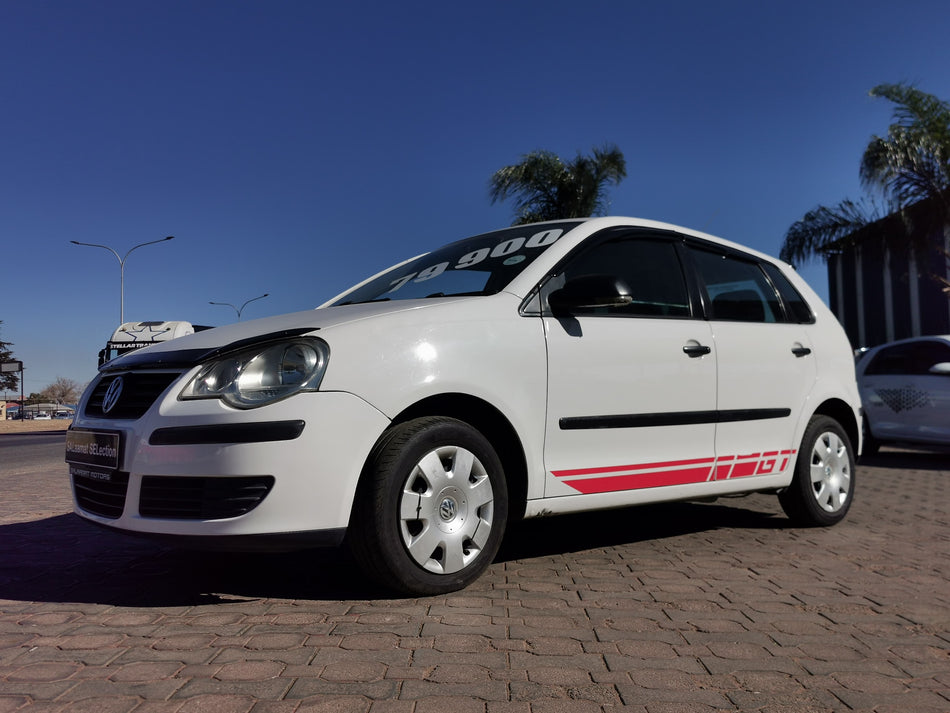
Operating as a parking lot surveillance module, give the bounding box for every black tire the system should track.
[348,416,508,595]
[779,415,855,526]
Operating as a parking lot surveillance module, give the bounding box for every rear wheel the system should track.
[779,415,855,526]
[348,417,508,595]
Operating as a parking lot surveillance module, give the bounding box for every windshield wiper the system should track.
[337,297,391,306]
[424,291,486,299]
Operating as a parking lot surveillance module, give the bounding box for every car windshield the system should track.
[331,221,582,305]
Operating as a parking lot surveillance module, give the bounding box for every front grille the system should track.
[139,476,275,520]
[85,372,183,419]
[73,471,130,519]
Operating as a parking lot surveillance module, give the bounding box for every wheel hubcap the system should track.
[399,445,495,575]
[809,430,851,513]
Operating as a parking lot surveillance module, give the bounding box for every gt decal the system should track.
[553,451,795,495]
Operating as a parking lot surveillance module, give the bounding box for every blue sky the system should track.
[2,0,950,396]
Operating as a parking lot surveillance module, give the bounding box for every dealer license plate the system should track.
[65,429,121,472]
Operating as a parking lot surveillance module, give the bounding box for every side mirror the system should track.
[928,362,950,375]
[548,274,633,316]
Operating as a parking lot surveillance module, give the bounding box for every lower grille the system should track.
[73,471,130,519]
[139,476,275,520]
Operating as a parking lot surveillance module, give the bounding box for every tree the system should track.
[41,377,83,405]
[0,321,18,392]
[780,83,950,265]
[489,144,627,225]
[860,83,950,216]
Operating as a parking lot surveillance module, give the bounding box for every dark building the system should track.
[826,203,950,349]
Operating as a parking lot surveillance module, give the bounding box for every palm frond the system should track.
[779,199,878,266]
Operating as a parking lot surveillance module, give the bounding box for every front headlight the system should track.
[180,338,329,409]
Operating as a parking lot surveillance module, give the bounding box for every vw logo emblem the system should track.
[439,497,457,522]
[102,377,124,414]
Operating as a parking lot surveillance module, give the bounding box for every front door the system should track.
[541,233,718,500]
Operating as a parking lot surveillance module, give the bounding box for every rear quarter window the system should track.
[762,263,816,324]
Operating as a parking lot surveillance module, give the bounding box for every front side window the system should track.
[690,248,782,323]
[553,236,691,317]
[331,222,582,305]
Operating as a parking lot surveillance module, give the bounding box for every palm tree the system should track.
[489,145,627,225]
[780,83,950,265]
[860,83,950,235]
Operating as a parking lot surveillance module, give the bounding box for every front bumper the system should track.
[69,386,391,544]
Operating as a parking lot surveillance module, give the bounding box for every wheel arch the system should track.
[810,397,860,454]
[376,393,529,523]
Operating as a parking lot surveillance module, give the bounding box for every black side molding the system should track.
[560,408,791,430]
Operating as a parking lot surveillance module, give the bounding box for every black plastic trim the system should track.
[560,408,791,430]
[149,420,306,445]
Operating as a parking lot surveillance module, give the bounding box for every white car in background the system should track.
[856,335,950,454]
[67,217,861,595]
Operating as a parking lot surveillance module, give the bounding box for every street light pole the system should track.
[209,293,270,320]
[70,236,175,324]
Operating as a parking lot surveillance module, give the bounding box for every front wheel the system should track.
[779,415,855,526]
[348,417,508,595]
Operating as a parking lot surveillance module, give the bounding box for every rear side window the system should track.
[762,263,815,324]
[689,248,782,323]
[560,237,691,317]
[865,341,950,375]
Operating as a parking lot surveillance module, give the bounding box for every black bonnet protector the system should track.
[99,327,320,373]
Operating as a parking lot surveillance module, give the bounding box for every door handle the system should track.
[792,346,812,358]
[683,343,711,358]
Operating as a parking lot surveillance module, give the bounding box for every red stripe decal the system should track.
[565,466,715,494]
[553,457,715,479]
[553,449,798,494]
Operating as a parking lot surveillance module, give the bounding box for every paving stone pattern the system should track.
[1,448,948,712]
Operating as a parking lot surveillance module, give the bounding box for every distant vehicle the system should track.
[857,335,950,454]
[34,413,51,420]
[67,217,861,595]
[98,321,212,366]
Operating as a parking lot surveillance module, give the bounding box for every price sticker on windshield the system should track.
[386,228,564,294]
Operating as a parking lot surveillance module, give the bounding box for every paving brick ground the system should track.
[1,445,948,712]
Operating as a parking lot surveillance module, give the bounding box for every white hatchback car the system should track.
[856,335,950,453]
[67,217,862,594]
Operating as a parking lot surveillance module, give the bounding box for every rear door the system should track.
[687,246,817,482]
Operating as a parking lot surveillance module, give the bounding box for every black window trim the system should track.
[520,225,816,326]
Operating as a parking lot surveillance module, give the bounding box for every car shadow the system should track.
[859,446,950,471]
[0,514,388,606]
[498,498,786,563]
[0,498,786,606]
